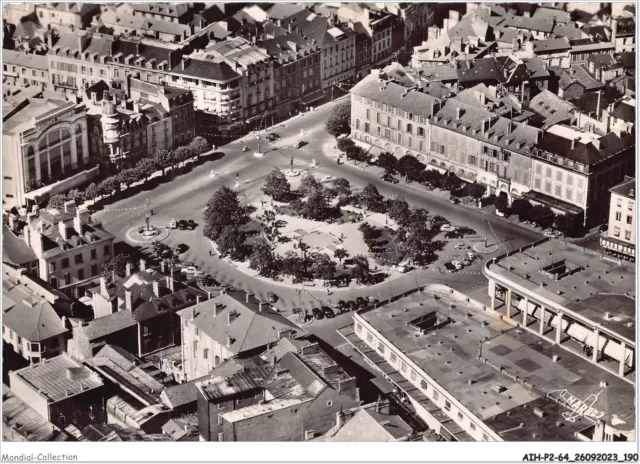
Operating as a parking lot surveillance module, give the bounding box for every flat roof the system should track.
[357,286,635,433]
[12,353,104,403]
[3,97,72,135]
[485,239,635,341]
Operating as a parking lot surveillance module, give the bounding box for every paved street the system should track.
[95,98,542,324]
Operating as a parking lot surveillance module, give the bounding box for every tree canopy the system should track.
[203,187,249,241]
[326,100,352,137]
[262,168,291,202]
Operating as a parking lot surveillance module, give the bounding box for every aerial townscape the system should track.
[0,1,636,446]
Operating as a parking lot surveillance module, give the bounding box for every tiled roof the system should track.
[350,73,438,119]
[128,3,188,19]
[2,393,68,441]
[532,37,571,53]
[529,90,575,126]
[413,65,459,82]
[2,226,37,266]
[533,7,572,24]
[497,13,556,33]
[12,353,104,402]
[267,3,307,20]
[609,176,635,198]
[82,309,137,341]
[610,100,635,123]
[101,9,191,37]
[170,58,239,82]
[551,25,585,40]
[588,53,621,70]
[197,369,266,400]
[160,374,208,409]
[2,49,48,70]
[177,292,304,355]
[560,64,605,91]
[447,14,489,42]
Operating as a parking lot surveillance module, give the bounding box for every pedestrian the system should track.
[326,287,330,296]
[209,250,213,256]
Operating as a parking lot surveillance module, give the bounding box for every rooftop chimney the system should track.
[139,259,146,271]
[58,221,69,241]
[125,263,132,277]
[213,302,219,317]
[152,280,160,298]
[166,275,174,293]
[100,277,108,297]
[125,289,133,311]
[63,200,76,216]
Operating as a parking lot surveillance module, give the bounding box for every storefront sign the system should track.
[35,109,74,131]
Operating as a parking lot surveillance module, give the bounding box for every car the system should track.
[395,265,413,273]
[454,242,469,250]
[496,210,506,217]
[449,197,460,204]
[181,266,199,274]
[267,292,278,304]
[451,260,463,270]
[444,230,463,239]
[177,220,187,230]
[169,219,177,229]
[294,140,306,148]
[461,258,472,266]
[444,262,457,273]
[347,300,359,312]
[466,251,476,261]
[176,244,188,254]
[321,306,335,319]
[321,175,334,183]
[312,307,324,320]
[440,224,456,232]
[186,219,196,229]
[355,297,367,308]
[544,230,562,238]
[266,133,280,142]
[161,249,173,258]
[381,173,399,184]
[181,261,194,268]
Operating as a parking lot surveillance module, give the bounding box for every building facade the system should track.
[2,50,49,91]
[600,176,635,261]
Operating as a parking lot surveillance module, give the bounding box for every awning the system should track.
[521,190,584,215]
[600,233,636,257]
[301,89,326,106]
[245,109,276,124]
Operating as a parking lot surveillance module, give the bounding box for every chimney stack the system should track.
[63,200,76,216]
[126,263,132,277]
[139,259,146,271]
[166,275,174,292]
[160,260,166,273]
[152,280,160,298]
[100,277,108,297]
[213,302,219,317]
[190,306,194,321]
[58,221,69,241]
[125,289,133,311]
[226,334,231,347]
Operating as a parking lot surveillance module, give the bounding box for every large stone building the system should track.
[2,95,95,211]
[600,176,635,261]
[2,49,49,91]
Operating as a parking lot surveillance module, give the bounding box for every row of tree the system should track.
[47,137,209,209]
[501,196,580,236]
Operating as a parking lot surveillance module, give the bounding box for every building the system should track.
[22,204,115,295]
[35,3,100,29]
[2,263,77,363]
[558,64,605,103]
[532,37,571,68]
[384,3,434,53]
[2,96,95,211]
[604,96,635,135]
[612,17,635,53]
[484,239,635,387]
[531,124,634,226]
[2,3,36,27]
[66,310,138,361]
[2,50,49,91]
[115,3,192,25]
[9,353,106,430]
[3,388,69,442]
[86,260,208,357]
[600,176,635,261]
[98,6,194,44]
[340,283,635,442]
[197,342,359,441]
[587,54,624,84]
[3,225,39,276]
[177,291,304,382]
[350,70,438,162]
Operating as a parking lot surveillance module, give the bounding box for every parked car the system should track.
[395,265,413,273]
[169,219,177,229]
[266,133,280,142]
[336,300,349,313]
[451,260,463,270]
[321,175,334,183]
[321,306,335,319]
[312,307,324,320]
[466,252,477,261]
[177,220,188,230]
[181,266,199,274]
[496,210,506,217]
[454,242,469,250]
[440,224,456,232]
[267,292,278,303]
[544,229,562,238]
[176,243,188,254]
[180,261,194,268]
[294,140,306,148]
[381,173,399,184]
[355,297,367,308]
[186,219,197,230]
[445,230,463,239]
[461,258,472,266]
[449,197,460,204]
[444,262,457,273]
[347,300,359,312]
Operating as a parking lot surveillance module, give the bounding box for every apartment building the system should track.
[600,176,635,261]
[98,6,194,43]
[115,3,191,25]
[178,291,303,382]
[2,96,94,211]
[23,203,115,296]
[350,71,438,162]
[531,124,634,226]
[35,3,100,29]
[2,50,49,91]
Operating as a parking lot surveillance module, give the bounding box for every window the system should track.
[628,201,634,211]
[444,400,451,411]
[397,133,402,144]
[378,342,385,354]
[470,423,476,431]
[457,411,464,421]
[616,212,622,221]
[217,414,223,425]
[364,122,370,133]
[468,155,477,166]
[64,273,71,285]
[420,379,428,391]
[62,258,70,268]
[433,390,439,400]
[617,198,623,208]
[195,328,199,336]
[203,348,209,359]
[217,403,225,410]
[78,269,84,280]
[91,264,98,276]
[49,262,56,273]
[355,323,362,332]
[625,230,631,240]
[389,352,397,363]
[410,370,417,381]
[104,245,110,256]
[366,331,373,342]
[75,254,83,264]
[614,227,620,237]
[355,119,360,130]
[406,123,413,134]
[482,433,489,441]
[400,361,407,372]
[366,109,371,120]
[627,215,632,225]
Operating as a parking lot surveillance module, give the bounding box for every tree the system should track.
[359,184,385,213]
[420,169,442,188]
[189,136,210,157]
[289,198,304,216]
[377,152,398,174]
[333,248,349,267]
[101,253,131,281]
[387,197,411,226]
[555,213,581,237]
[217,226,247,260]
[303,189,333,221]
[351,255,371,285]
[249,241,280,278]
[67,189,85,206]
[154,149,172,176]
[337,137,355,154]
[462,182,486,200]
[410,208,430,225]
[299,172,322,197]
[137,158,158,182]
[85,183,99,203]
[99,176,119,197]
[117,168,139,188]
[311,253,336,283]
[332,178,351,197]
[262,168,291,202]
[203,186,249,241]
[397,154,425,181]
[400,222,438,266]
[510,198,532,222]
[495,192,510,213]
[527,205,555,229]
[281,251,307,283]
[326,100,351,137]
[174,146,192,168]
[47,194,68,209]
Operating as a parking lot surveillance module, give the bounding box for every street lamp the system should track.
[290,156,294,173]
